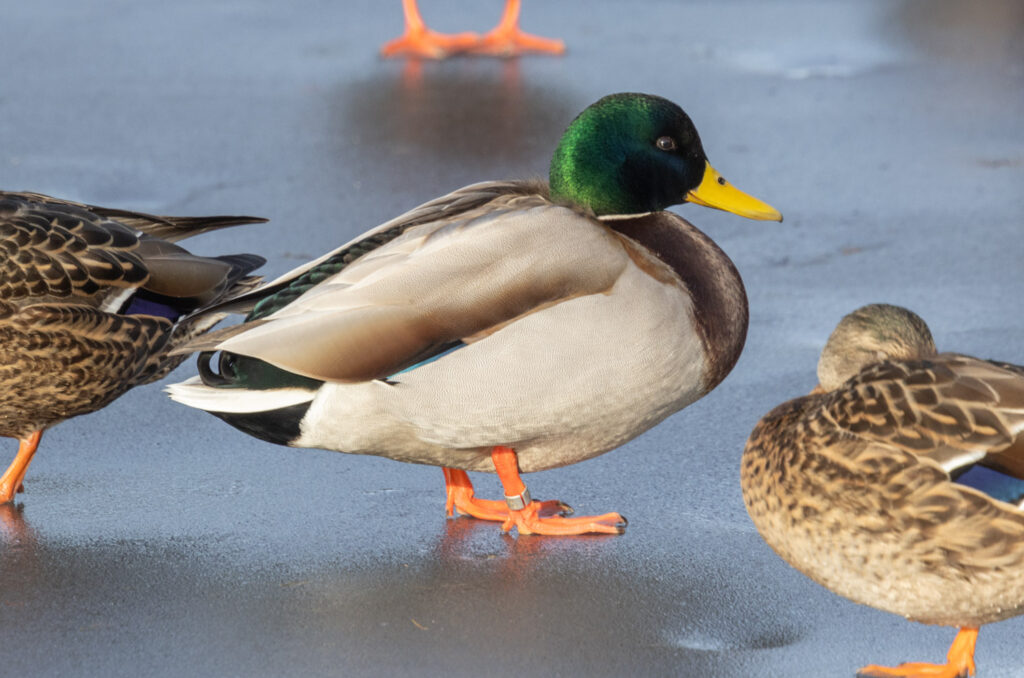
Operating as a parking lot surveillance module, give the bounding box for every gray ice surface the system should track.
[1,0,1022,676]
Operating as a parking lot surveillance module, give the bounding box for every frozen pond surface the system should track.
[1,0,1022,675]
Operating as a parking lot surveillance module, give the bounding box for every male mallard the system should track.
[168,92,782,536]
[0,192,265,503]
[742,303,1024,677]
[381,0,564,59]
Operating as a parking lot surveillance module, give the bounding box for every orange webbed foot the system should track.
[857,663,973,678]
[482,446,626,536]
[857,628,978,678]
[380,0,479,59]
[380,28,479,60]
[500,502,627,536]
[444,468,571,521]
[469,29,565,58]
[468,0,564,57]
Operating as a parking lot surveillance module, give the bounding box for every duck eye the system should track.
[655,136,677,151]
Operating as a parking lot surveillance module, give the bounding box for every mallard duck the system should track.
[742,303,1024,677]
[0,192,265,504]
[168,92,782,536]
[381,0,564,59]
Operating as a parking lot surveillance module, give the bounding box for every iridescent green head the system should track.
[549,93,781,220]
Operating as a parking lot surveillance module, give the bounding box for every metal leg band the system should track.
[504,488,531,511]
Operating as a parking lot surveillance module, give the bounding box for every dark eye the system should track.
[656,136,677,151]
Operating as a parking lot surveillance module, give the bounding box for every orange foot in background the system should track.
[0,431,42,504]
[470,0,565,57]
[857,627,978,678]
[381,0,479,59]
[442,446,626,536]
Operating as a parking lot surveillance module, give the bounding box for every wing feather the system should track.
[824,354,1024,478]
[214,202,629,382]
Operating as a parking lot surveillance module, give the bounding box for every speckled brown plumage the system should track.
[0,191,265,500]
[742,304,1024,675]
[0,301,173,436]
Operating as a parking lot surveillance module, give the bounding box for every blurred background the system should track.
[1,1,1022,676]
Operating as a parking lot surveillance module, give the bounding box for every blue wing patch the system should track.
[389,341,467,379]
[954,465,1024,506]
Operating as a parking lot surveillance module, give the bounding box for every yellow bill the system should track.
[686,161,783,222]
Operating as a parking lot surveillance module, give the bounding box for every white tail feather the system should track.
[166,376,315,413]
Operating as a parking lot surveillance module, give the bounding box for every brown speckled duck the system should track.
[0,191,265,503]
[742,303,1024,678]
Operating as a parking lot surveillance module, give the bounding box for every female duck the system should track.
[0,192,264,503]
[169,92,782,536]
[743,304,1024,677]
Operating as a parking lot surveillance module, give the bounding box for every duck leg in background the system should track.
[471,0,565,57]
[857,627,978,678]
[380,0,479,59]
[0,431,42,503]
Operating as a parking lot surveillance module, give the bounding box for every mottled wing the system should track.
[745,394,1024,582]
[0,192,266,310]
[0,193,149,305]
[4,190,267,242]
[803,433,1024,574]
[824,354,1024,477]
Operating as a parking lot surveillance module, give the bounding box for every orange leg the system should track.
[487,446,625,536]
[857,627,978,678]
[380,0,479,59]
[470,0,565,57]
[444,467,569,521]
[0,431,43,504]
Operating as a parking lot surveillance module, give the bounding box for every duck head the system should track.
[549,92,782,221]
[817,303,938,391]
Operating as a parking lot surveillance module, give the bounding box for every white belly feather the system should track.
[294,263,706,473]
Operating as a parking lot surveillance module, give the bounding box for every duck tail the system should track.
[94,210,269,242]
[166,375,316,446]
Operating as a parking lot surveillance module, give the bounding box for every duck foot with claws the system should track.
[443,467,570,521]
[380,0,479,59]
[857,628,978,678]
[470,0,565,57]
[448,446,627,536]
